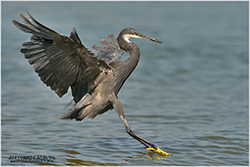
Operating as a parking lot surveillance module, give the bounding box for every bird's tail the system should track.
[59,93,93,121]
[59,103,90,121]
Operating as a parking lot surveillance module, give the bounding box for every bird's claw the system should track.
[146,146,172,157]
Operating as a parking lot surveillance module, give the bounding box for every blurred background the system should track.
[1,1,248,165]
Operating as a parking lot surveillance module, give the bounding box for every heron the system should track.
[12,9,171,156]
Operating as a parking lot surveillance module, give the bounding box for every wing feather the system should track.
[13,9,109,100]
[93,34,125,67]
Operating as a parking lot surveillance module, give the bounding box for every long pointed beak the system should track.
[140,34,162,44]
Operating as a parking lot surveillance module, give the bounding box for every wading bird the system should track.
[12,9,171,156]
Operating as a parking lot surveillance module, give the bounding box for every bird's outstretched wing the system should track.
[93,34,125,68]
[12,9,110,103]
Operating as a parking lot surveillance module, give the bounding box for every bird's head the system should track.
[118,28,162,45]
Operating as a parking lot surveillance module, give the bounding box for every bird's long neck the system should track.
[124,42,140,74]
[114,42,140,95]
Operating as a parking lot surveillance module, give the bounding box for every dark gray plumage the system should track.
[12,9,165,151]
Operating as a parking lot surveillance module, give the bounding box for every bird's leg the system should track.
[120,115,157,149]
[110,94,172,156]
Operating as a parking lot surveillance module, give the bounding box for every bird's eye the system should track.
[132,32,136,35]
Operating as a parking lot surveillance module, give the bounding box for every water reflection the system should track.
[125,151,171,165]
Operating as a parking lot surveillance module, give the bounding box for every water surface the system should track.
[2,2,248,165]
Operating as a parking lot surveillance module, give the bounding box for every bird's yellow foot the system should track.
[146,146,172,156]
